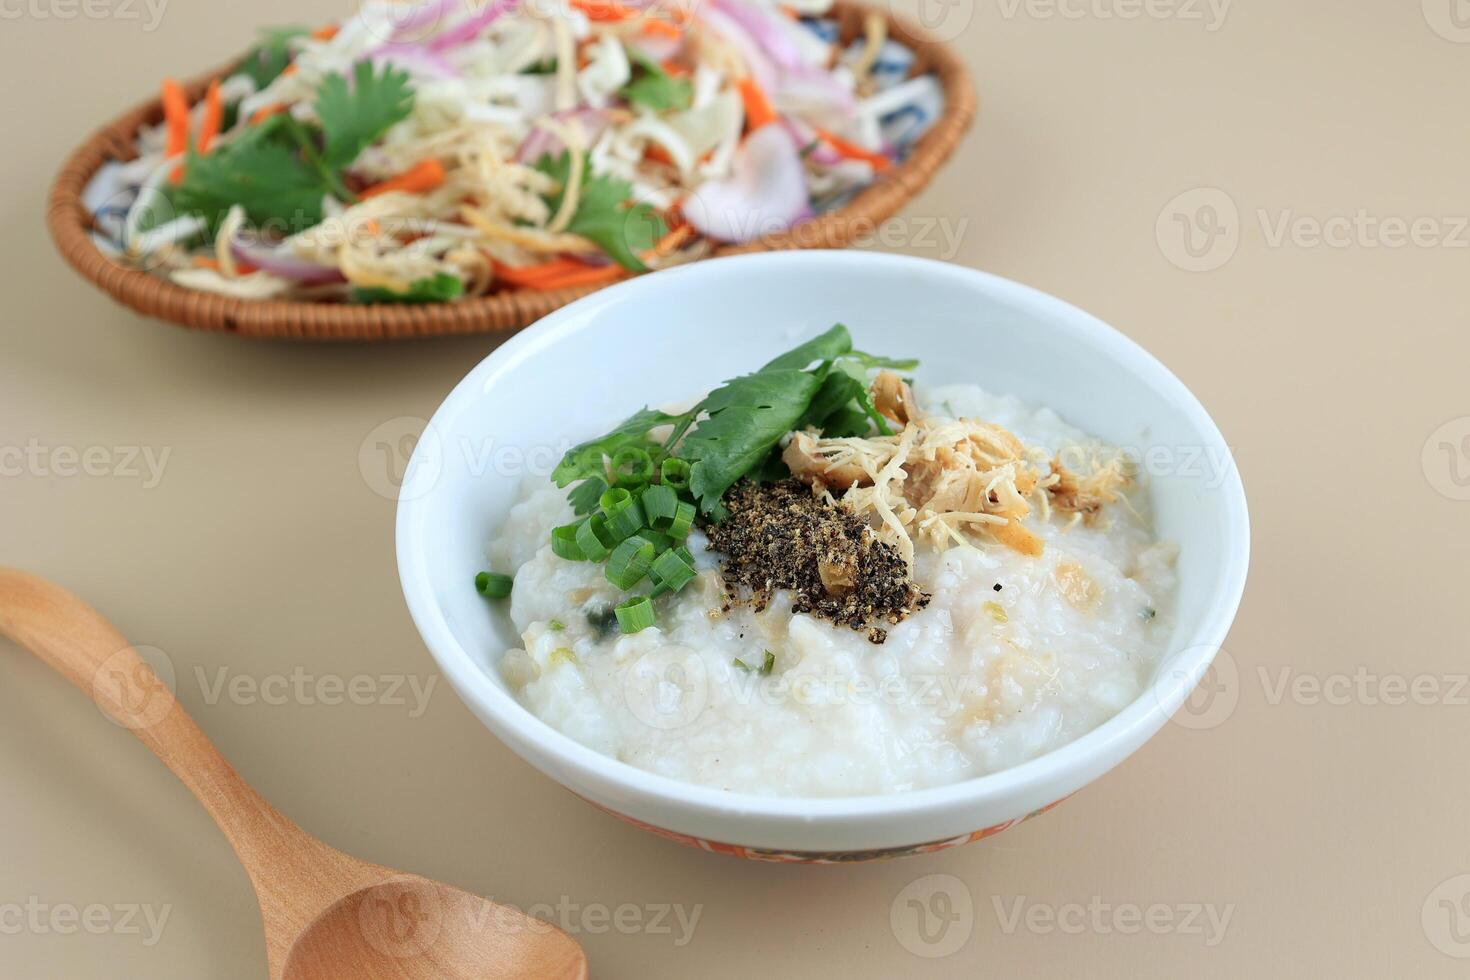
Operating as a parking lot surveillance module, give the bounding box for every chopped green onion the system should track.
[605,538,655,589]
[635,528,673,554]
[641,484,679,531]
[549,619,566,631]
[575,513,615,561]
[760,650,775,675]
[599,486,645,540]
[614,595,656,633]
[674,544,694,567]
[733,658,751,672]
[660,457,691,490]
[666,500,695,539]
[611,446,654,488]
[551,522,587,561]
[651,548,697,592]
[475,571,513,598]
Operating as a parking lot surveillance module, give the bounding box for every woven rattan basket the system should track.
[47,2,975,341]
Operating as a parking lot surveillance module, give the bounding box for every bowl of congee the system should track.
[396,250,1249,862]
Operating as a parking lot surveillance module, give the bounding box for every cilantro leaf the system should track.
[535,152,666,271]
[552,407,681,486]
[619,53,693,112]
[762,323,852,370]
[175,118,326,229]
[316,61,416,170]
[846,349,921,371]
[679,368,823,516]
[567,476,609,515]
[352,273,464,304]
[546,325,916,518]
[237,26,309,89]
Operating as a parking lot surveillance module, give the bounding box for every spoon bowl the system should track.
[283,877,586,980]
[0,568,587,980]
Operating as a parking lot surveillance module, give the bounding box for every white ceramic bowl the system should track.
[396,251,1249,863]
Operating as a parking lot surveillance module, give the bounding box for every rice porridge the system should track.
[488,375,1176,798]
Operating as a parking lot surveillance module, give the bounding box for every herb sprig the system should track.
[175,61,415,230]
[537,325,917,633]
[535,151,666,271]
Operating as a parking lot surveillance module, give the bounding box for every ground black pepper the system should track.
[704,480,930,644]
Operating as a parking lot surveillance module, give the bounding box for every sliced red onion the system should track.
[773,64,855,122]
[696,7,777,91]
[713,0,805,70]
[231,236,346,284]
[627,31,683,64]
[387,0,462,39]
[368,44,461,79]
[683,124,810,244]
[514,108,609,164]
[428,0,519,52]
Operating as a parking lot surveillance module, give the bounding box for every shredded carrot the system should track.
[193,256,257,274]
[570,0,636,20]
[161,78,190,182]
[250,103,286,125]
[161,78,190,157]
[660,58,691,77]
[640,19,682,40]
[531,265,628,289]
[737,76,777,131]
[360,159,448,199]
[492,258,589,286]
[493,258,626,290]
[312,23,339,40]
[282,64,300,78]
[648,224,693,257]
[815,129,892,171]
[196,79,224,154]
[643,143,675,166]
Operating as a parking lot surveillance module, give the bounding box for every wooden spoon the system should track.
[0,568,588,980]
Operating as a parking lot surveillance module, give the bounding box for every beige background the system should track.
[2,0,1467,976]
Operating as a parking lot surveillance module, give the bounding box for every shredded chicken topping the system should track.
[781,373,1134,561]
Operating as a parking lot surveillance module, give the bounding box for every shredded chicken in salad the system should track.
[83,0,943,303]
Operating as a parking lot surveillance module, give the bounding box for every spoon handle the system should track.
[0,568,375,938]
